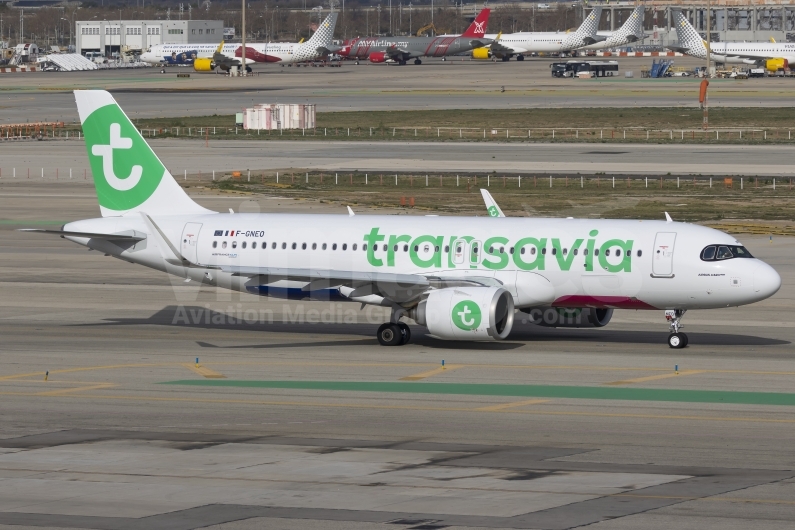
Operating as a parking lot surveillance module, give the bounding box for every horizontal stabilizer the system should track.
[19,228,146,241]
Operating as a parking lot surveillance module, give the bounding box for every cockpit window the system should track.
[701,245,754,261]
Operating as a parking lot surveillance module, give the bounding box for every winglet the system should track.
[480,189,506,218]
[665,212,673,223]
[770,36,777,43]
[216,40,225,54]
[495,31,502,42]
[347,206,355,216]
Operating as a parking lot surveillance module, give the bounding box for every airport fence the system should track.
[132,126,795,144]
[2,125,795,144]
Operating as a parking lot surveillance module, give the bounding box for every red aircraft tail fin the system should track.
[461,8,491,38]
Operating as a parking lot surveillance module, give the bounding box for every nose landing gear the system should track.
[666,309,688,348]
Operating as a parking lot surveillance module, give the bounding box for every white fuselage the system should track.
[485,32,578,54]
[140,42,318,65]
[61,214,781,312]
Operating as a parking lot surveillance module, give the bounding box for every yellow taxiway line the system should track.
[604,370,706,386]
[400,365,461,381]
[475,399,550,411]
[183,363,226,379]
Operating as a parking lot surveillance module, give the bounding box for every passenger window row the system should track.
[210,239,643,258]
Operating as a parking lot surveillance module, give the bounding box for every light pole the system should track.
[241,0,246,75]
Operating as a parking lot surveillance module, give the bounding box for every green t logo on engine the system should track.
[452,300,482,331]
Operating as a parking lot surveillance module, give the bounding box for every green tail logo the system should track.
[82,103,165,212]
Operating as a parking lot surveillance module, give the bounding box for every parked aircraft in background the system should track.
[476,7,602,60]
[22,91,782,350]
[338,8,492,65]
[671,8,794,72]
[140,12,339,66]
[580,6,645,51]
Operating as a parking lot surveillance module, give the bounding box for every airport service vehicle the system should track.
[550,60,619,78]
[338,8,491,65]
[475,7,601,61]
[24,91,782,349]
[140,12,338,67]
[672,9,794,72]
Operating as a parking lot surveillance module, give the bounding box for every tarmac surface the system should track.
[2,56,794,123]
[4,138,795,177]
[1,182,794,530]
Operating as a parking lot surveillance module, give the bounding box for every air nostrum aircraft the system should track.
[23,91,782,349]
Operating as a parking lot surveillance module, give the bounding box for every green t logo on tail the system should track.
[83,104,165,212]
[452,300,481,331]
[487,206,499,217]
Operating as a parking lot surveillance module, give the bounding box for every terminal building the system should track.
[75,20,223,56]
[580,1,795,47]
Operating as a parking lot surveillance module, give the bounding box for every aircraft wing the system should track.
[469,39,493,48]
[222,266,498,303]
[385,46,412,60]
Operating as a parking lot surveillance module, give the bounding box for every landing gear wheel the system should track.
[399,60,406,66]
[398,322,411,345]
[668,332,688,349]
[502,56,510,62]
[355,60,360,65]
[377,323,402,346]
[517,54,525,61]
[414,58,422,65]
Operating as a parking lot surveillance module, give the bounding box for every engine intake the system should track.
[411,286,514,341]
[522,307,613,328]
[471,47,492,60]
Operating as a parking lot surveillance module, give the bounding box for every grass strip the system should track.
[159,380,795,406]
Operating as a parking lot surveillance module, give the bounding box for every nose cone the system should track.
[140,52,156,63]
[753,262,782,299]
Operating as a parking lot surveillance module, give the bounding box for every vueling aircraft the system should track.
[672,8,794,72]
[140,12,339,68]
[477,7,602,61]
[24,91,781,349]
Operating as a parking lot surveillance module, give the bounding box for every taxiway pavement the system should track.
[0,184,794,530]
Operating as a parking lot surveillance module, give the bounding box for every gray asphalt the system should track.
[0,183,794,530]
[1,56,792,123]
[3,138,795,176]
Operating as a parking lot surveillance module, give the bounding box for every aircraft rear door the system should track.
[181,222,203,263]
[652,232,676,277]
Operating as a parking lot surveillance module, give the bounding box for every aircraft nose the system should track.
[753,262,781,299]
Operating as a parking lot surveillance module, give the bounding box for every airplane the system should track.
[140,12,339,67]
[338,8,492,65]
[22,90,782,349]
[475,7,602,61]
[579,6,646,52]
[671,8,794,72]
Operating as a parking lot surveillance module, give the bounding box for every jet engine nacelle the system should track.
[471,47,492,60]
[368,52,388,63]
[411,286,514,341]
[765,58,788,72]
[193,58,215,72]
[522,307,614,328]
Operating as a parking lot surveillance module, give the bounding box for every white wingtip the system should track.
[347,206,355,216]
[665,212,673,223]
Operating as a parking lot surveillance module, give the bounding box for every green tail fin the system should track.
[75,90,211,218]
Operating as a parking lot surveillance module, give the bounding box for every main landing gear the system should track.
[666,309,688,349]
[414,58,422,65]
[377,308,412,346]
